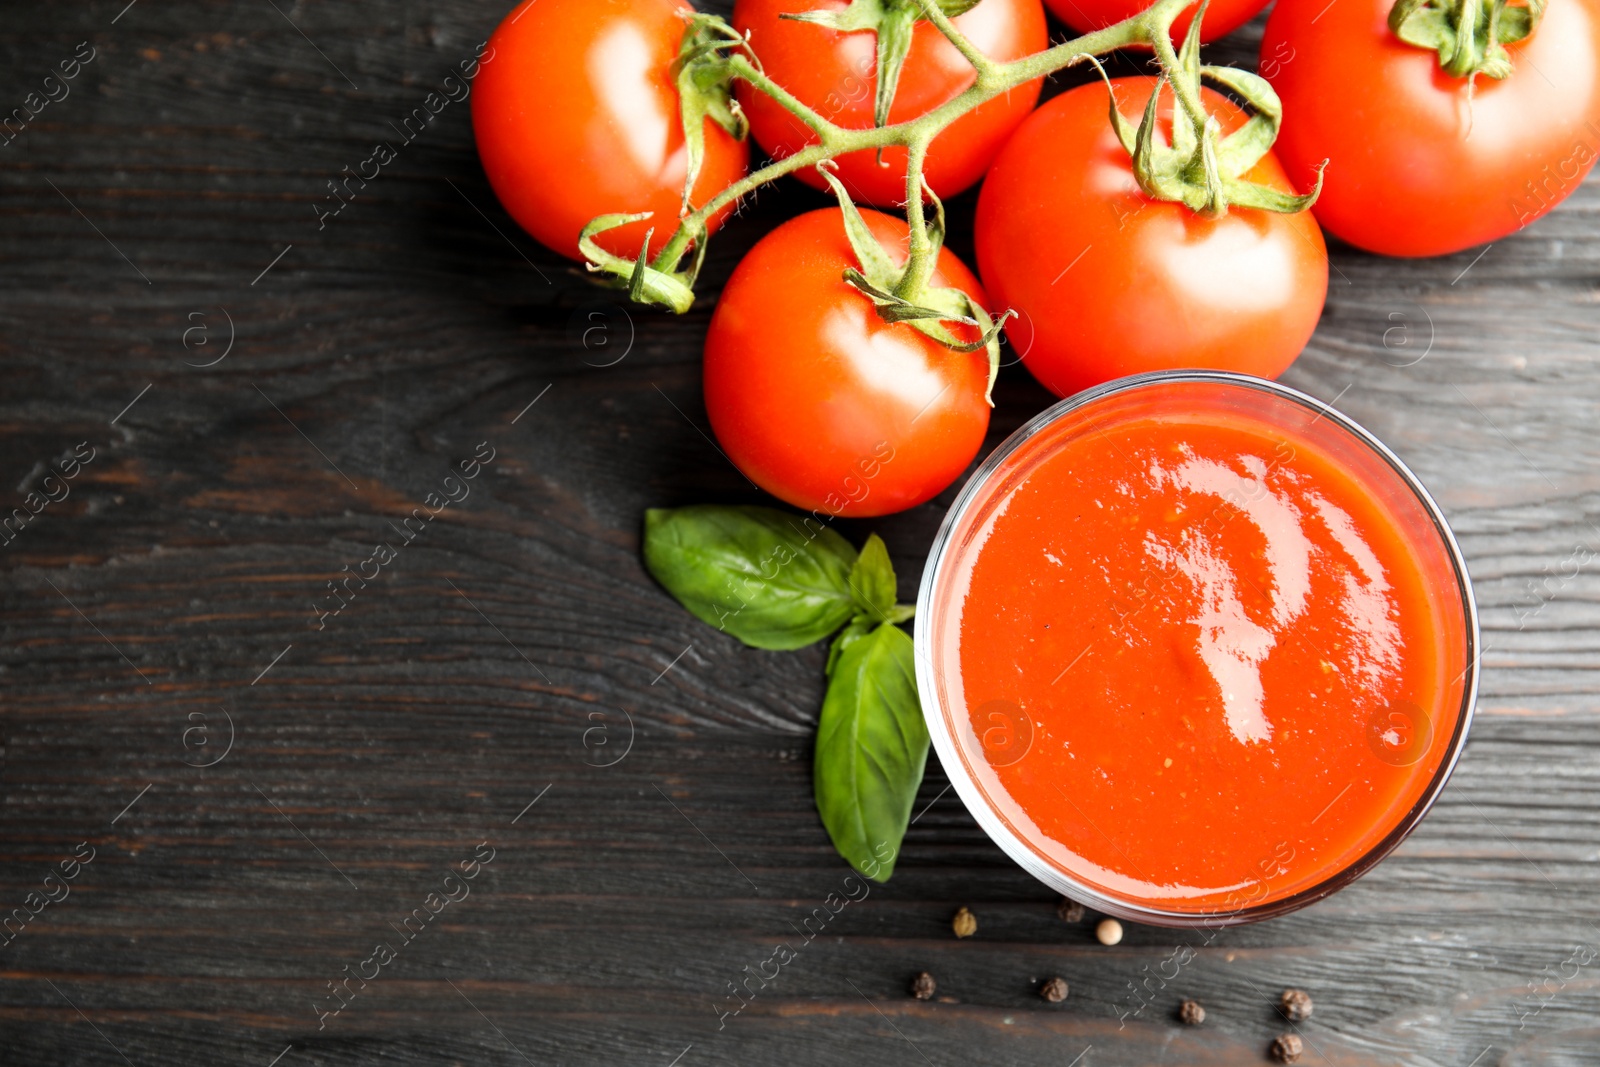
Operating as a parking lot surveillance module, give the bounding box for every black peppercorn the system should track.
[1039,976,1069,1003]
[1279,988,1313,1022]
[1178,998,1205,1025]
[1270,1033,1303,1063]
[910,972,936,1001]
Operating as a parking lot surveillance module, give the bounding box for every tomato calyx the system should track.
[1089,11,1323,217]
[1389,0,1545,80]
[781,0,984,133]
[818,162,1010,404]
[673,14,752,215]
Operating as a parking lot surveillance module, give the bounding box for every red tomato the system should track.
[704,209,992,517]
[471,0,749,262]
[974,76,1327,398]
[1045,0,1269,44]
[1262,0,1600,257]
[731,0,1048,206]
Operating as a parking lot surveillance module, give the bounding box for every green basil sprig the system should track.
[643,505,927,882]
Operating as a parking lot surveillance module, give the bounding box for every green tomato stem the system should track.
[896,138,936,301]
[1148,24,1215,160]
[651,142,831,271]
[915,0,1001,81]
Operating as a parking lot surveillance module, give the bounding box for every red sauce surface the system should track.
[940,387,1468,912]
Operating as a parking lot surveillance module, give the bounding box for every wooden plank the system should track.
[1,2,1598,1065]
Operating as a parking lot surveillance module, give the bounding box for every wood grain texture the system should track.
[1,3,1598,1066]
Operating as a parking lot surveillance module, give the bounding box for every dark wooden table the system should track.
[2,2,1596,1065]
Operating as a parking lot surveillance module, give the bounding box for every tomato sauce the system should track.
[930,382,1471,914]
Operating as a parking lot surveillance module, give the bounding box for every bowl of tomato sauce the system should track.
[916,371,1478,926]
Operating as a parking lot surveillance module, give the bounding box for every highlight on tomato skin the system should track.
[731,0,1049,207]
[1261,0,1600,258]
[973,76,1328,399]
[702,209,993,519]
[1044,0,1270,44]
[469,0,749,262]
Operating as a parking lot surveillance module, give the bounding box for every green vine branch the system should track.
[580,0,1319,398]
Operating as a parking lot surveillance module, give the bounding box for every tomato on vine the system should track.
[731,0,1049,206]
[1262,0,1600,257]
[471,0,749,262]
[1045,0,1268,43]
[703,208,993,517]
[975,76,1328,398]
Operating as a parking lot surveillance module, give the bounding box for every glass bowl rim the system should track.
[912,369,1480,928]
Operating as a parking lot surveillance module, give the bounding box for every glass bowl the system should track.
[914,371,1478,927]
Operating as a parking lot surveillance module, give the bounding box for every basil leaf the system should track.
[848,533,898,623]
[643,506,859,651]
[814,622,927,882]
